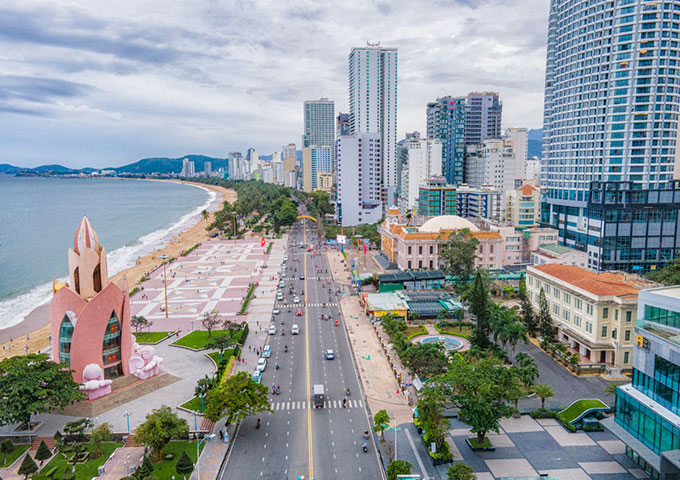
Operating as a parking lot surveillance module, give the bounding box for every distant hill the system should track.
[0,164,24,174]
[116,155,228,174]
[528,128,543,159]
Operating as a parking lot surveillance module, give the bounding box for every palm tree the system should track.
[515,353,539,386]
[604,381,625,406]
[533,383,556,410]
[201,209,210,221]
[500,321,529,361]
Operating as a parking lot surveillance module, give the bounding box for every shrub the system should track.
[529,408,559,419]
[175,451,194,477]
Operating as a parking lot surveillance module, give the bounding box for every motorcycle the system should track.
[256,418,261,429]
[284,345,288,353]
[363,430,369,439]
[362,441,368,453]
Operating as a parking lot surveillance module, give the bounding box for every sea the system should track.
[0,175,214,330]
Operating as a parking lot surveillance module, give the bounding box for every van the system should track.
[313,384,325,408]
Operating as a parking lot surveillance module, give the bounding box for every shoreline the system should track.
[0,179,235,360]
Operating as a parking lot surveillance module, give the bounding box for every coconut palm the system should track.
[515,353,539,386]
[533,383,556,410]
[201,209,210,221]
[499,321,528,361]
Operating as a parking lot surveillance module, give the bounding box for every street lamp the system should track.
[196,434,216,480]
[231,211,238,243]
[160,254,169,319]
[123,411,132,434]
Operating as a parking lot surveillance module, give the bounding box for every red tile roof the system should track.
[532,264,643,297]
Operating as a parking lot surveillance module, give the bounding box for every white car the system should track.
[268,325,276,335]
[294,296,300,304]
[273,308,280,315]
[262,345,271,358]
[277,294,283,301]
[256,358,267,372]
[292,324,300,335]
[279,281,285,288]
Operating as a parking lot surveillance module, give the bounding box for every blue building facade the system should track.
[426,96,465,186]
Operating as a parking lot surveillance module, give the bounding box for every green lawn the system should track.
[151,441,205,479]
[467,436,493,449]
[180,396,205,413]
[33,442,122,480]
[171,330,231,350]
[0,444,29,468]
[559,399,609,424]
[436,324,473,338]
[133,331,171,344]
[405,325,427,340]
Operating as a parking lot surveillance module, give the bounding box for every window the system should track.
[553,304,560,315]
[408,246,412,255]
[563,293,571,304]
[429,245,434,254]
[574,315,582,327]
[603,307,609,319]
[626,311,632,323]
[602,326,608,337]
[545,285,551,295]
[586,321,593,334]
[624,352,630,364]
[418,246,422,255]
[625,329,631,342]
[615,310,619,321]
[587,303,594,315]
[554,289,560,300]
[563,310,570,322]
[575,298,583,310]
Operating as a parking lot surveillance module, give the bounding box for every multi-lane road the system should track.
[222,215,383,479]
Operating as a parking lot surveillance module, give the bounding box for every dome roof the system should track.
[418,215,479,233]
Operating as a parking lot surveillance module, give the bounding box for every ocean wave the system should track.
[0,183,217,331]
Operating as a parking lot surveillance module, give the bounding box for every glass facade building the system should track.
[606,286,680,479]
[427,96,466,186]
[417,177,457,217]
[541,0,680,273]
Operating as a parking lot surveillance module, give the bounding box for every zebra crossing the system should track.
[270,399,364,411]
[276,303,338,308]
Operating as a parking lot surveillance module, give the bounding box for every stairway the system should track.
[30,437,55,451]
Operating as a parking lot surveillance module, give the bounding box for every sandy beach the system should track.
[0,180,236,361]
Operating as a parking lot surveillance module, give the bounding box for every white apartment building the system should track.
[181,158,195,177]
[505,183,541,228]
[525,157,540,183]
[303,98,335,150]
[348,44,398,206]
[456,184,503,221]
[464,139,519,193]
[505,128,528,179]
[337,132,382,226]
[527,264,655,372]
[399,138,442,211]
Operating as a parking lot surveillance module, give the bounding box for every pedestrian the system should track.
[219,429,224,440]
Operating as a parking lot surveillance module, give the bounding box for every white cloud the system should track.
[0,0,548,168]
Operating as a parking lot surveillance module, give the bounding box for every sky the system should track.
[0,0,549,169]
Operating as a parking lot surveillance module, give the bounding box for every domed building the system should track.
[49,217,133,383]
[379,211,502,271]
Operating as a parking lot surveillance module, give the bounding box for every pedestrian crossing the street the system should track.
[276,303,338,308]
[270,399,364,411]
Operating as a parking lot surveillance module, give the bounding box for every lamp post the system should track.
[123,411,132,434]
[160,254,169,319]
[196,434,216,480]
[231,211,238,243]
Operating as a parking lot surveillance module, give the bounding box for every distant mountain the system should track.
[0,164,24,174]
[528,128,543,159]
[116,154,228,174]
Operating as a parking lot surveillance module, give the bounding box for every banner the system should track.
[260,237,265,247]
[336,235,347,244]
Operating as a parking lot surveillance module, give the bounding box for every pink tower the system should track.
[49,217,132,383]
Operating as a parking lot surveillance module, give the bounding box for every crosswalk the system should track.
[276,303,338,308]
[270,399,364,411]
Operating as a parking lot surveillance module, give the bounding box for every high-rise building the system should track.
[204,161,212,177]
[303,98,335,149]
[302,146,332,192]
[337,132,382,226]
[399,137,442,211]
[605,286,680,479]
[525,157,541,183]
[464,92,502,145]
[246,148,259,174]
[181,158,195,177]
[283,143,297,161]
[427,96,466,186]
[505,128,528,178]
[464,139,518,193]
[417,177,457,217]
[336,112,350,137]
[542,0,680,273]
[505,183,541,228]
[348,43,398,206]
[456,184,503,221]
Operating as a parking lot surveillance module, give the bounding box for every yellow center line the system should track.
[303,224,314,479]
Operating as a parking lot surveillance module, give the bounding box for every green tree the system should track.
[448,463,477,480]
[418,387,450,452]
[18,453,38,479]
[401,343,449,378]
[373,410,390,441]
[469,270,492,350]
[533,383,556,410]
[386,459,413,480]
[518,274,537,336]
[200,310,221,338]
[515,353,539,387]
[35,441,52,466]
[131,315,152,334]
[89,423,113,458]
[134,460,151,480]
[201,209,210,221]
[194,374,217,401]
[204,371,272,424]
[0,440,14,467]
[0,354,84,429]
[134,406,189,461]
[605,382,625,406]
[440,229,479,287]
[206,336,235,362]
[175,451,194,478]
[537,288,555,342]
[445,358,515,444]
[646,258,680,286]
[142,456,155,474]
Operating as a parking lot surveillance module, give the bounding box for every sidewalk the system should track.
[327,249,353,286]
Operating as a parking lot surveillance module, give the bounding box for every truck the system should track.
[313,384,325,408]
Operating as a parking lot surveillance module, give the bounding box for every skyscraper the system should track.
[399,137,442,211]
[542,0,680,272]
[505,127,528,179]
[337,132,382,226]
[348,43,398,206]
[464,92,502,145]
[302,146,332,192]
[303,98,335,149]
[282,143,297,161]
[427,96,466,186]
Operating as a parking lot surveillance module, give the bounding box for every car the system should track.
[279,281,285,288]
[300,274,305,280]
[273,308,280,315]
[277,294,283,301]
[252,369,262,383]
[283,256,288,261]
[324,349,335,360]
[281,272,287,277]
[296,308,303,316]
[292,324,300,335]
[262,345,271,358]
[293,296,300,303]
[268,325,276,335]
[256,358,267,372]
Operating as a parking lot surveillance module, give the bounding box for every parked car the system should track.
[268,325,276,335]
[292,324,300,335]
[324,349,335,360]
[256,358,267,372]
[262,345,271,358]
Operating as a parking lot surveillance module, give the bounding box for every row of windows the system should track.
[616,390,680,455]
[645,305,680,329]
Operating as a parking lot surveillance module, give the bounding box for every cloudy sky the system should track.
[0,0,549,168]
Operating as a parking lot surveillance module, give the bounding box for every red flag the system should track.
[364,244,367,254]
[357,238,361,246]
[260,237,265,247]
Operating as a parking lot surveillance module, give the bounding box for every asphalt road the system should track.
[222,215,383,480]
